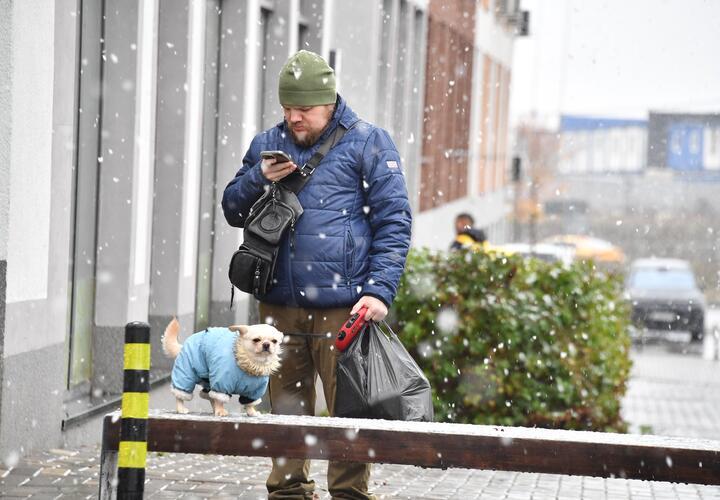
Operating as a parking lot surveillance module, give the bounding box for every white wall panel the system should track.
[704,127,720,170]
[6,0,55,303]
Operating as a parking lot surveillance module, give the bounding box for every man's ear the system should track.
[229,325,249,335]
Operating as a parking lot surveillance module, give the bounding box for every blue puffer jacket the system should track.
[222,95,412,309]
[171,327,268,400]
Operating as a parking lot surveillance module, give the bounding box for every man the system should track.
[450,212,487,250]
[222,50,412,500]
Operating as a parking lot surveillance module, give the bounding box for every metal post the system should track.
[117,322,151,499]
[529,176,538,246]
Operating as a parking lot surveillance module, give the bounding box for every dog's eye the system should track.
[252,338,261,343]
[272,339,278,344]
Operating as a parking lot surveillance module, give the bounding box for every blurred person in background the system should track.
[451,212,487,250]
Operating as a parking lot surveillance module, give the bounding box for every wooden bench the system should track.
[99,409,720,497]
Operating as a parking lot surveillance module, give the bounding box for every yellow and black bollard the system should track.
[117,321,151,499]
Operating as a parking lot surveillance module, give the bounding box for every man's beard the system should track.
[288,105,335,147]
[290,127,325,148]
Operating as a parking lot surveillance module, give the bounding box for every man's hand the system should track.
[351,296,388,322]
[261,158,297,182]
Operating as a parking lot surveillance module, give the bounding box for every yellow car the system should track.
[541,234,625,264]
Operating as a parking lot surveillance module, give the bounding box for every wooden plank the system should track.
[98,419,118,500]
[102,410,720,485]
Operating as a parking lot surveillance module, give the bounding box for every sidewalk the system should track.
[2,446,720,499]
[621,343,720,439]
[2,345,720,499]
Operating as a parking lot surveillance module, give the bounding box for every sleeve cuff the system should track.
[362,291,391,309]
[247,161,271,191]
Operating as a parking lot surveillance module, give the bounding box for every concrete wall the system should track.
[411,188,509,250]
[0,1,12,432]
[0,0,11,266]
[330,2,381,124]
[93,0,160,393]
[333,0,427,215]
[149,0,194,368]
[0,0,78,457]
[195,0,222,331]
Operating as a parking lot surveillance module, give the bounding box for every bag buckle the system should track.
[299,162,315,177]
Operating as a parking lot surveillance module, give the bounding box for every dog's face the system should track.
[230,324,284,359]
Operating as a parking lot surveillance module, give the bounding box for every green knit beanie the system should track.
[278,50,336,107]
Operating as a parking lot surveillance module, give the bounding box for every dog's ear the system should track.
[229,325,249,335]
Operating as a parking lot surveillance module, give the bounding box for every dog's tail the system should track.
[161,317,183,358]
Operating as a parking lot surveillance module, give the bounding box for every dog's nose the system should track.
[262,342,271,351]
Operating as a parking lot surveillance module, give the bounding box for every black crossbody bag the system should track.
[229,123,353,304]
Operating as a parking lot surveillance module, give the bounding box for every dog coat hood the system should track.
[170,327,269,400]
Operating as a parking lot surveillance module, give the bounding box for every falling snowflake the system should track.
[4,451,19,468]
[436,308,459,335]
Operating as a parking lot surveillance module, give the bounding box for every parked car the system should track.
[625,258,706,342]
[491,242,575,265]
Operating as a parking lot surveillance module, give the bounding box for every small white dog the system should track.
[162,318,283,417]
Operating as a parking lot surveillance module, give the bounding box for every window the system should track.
[689,129,700,154]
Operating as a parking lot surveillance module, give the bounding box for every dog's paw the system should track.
[246,406,260,417]
[177,407,190,415]
[214,407,229,417]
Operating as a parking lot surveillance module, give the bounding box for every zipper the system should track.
[344,227,354,285]
[289,218,296,250]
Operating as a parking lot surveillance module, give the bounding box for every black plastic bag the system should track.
[335,321,433,422]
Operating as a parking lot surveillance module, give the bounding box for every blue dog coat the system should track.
[171,327,268,402]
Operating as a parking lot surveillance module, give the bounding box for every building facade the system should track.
[0,0,519,457]
[557,112,720,176]
[557,115,648,175]
[413,0,522,249]
[647,112,720,172]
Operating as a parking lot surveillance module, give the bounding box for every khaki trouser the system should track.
[259,302,376,500]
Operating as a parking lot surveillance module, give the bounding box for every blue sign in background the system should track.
[667,123,704,171]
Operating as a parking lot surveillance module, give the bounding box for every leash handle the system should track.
[335,306,369,352]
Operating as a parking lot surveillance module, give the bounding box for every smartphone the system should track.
[260,150,292,163]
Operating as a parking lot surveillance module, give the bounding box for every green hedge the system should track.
[391,248,632,432]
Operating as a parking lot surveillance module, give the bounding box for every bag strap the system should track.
[231,120,357,309]
[281,120,358,194]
